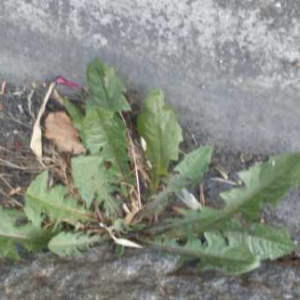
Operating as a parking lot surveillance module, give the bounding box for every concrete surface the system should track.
[1,248,300,300]
[1,0,300,152]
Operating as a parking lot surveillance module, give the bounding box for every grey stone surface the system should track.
[1,249,300,300]
[1,0,300,152]
[1,1,300,299]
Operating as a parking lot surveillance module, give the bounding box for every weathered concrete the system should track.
[1,2,300,299]
[1,249,300,300]
[1,0,300,152]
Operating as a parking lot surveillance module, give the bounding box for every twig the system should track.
[199,183,206,206]
[129,137,142,210]
[27,89,35,119]
[122,203,131,214]
[119,112,142,210]
[9,187,22,196]
[0,157,41,171]
[120,181,139,204]
[210,177,238,186]
[43,222,55,229]
[0,187,9,198]
[52,89,64,105]
[3,112,32,129]
[86,228,106,235]
[0,80,6,95]
[0,145,11,153]
[0,188,23,209]
[184,125,198,146]
[0,173,14,190]
[94,200,104,223]
[213,164,229,180]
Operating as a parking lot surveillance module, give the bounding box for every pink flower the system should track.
[55,76,83,89]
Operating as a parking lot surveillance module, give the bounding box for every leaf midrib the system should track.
[0,231,33,241]
[92,67,110,110]
[51,239,90,248]
[50,235,101,249]
[144,160,300,235]
[150,241,256,264]
[227,229,296,249]
[223,158,300,216]
[90,110,128,182]
[27,192,96,222]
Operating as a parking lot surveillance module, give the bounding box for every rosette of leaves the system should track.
[0,58,299,276]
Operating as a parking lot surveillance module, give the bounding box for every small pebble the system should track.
[275,2,281,8]
[17,104,24,114]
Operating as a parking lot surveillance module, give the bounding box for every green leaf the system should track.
[137,174,186,218]
[176,189,202,210]
[82,107,131,180]
[174,146,212,185]
[25,171,96,227]
[63,98,84,132]
[143,207,224,236]
[87,58,130,112]
[146,154,300,235]
[0,208,53,260]
[161,217,295,263]
[137,89,183,190]
[221,154,300,219]
[48,232,103,257]
[148,232,260,275]
[223,222,296,260]
[139,147,212,217]
[72,156,121,217]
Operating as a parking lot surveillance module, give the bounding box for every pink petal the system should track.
[55,76,83,89]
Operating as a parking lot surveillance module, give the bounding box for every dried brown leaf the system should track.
[30,82,56,159]
[44,112,85,155]
[9,187,22,196]
[0,80,7,95]
[52,89,64,105]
